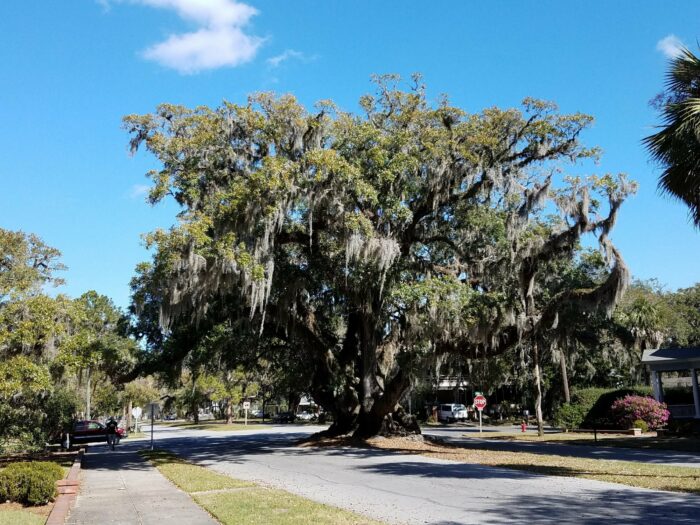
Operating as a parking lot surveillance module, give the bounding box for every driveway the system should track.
[136,424,700,525]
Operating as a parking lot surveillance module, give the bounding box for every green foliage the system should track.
[126,77,637,436]
[645,47,700,225]
[569,386,652,429]
[553,403,587,430]
[633,419,649,433]
[0,229,65,300]
[40,388,79,442]
[1,228,136,450]
[0,462,63,505]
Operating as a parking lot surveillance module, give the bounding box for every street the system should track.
[101,424,700,525]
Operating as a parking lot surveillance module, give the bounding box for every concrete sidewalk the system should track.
[66,443,215,525]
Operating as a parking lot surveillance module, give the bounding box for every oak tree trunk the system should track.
[225,398,233,424]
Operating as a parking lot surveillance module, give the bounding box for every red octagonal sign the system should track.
[474,395,487,411]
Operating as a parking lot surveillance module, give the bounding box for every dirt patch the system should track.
[296,435,370,448]
[0,502,52,518]
[0,451,78,467]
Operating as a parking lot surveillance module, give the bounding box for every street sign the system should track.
[474,394,487,434]
[132,407,143,419]
[242,401,250,426]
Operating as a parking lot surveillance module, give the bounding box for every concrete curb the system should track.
[46,449,84,525]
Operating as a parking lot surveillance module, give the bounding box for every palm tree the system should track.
[645,48,700,226]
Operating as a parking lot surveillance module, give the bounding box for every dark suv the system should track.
[71,420,126,445]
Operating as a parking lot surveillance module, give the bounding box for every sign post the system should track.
[146,402,159,451]
[473,394,487,434]
[243,401,250,426]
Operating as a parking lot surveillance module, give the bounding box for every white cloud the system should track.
[266,49,315,68]
[656,34,686,59]
[130,184,150,198]
[102,0,263,73]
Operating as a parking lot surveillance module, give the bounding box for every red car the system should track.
[70,420,126,445]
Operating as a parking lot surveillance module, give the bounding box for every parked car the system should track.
[272,412,295,423]
[296,411,316,421]
[437,404,469,423]
[70,420,127,445]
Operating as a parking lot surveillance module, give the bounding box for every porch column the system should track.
[691,368,700,419]
[651,370,663,402]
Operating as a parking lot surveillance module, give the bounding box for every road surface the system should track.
[121,423,700,524]
[423,425,700,468]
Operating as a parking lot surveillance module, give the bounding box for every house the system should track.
[641,347,700,419]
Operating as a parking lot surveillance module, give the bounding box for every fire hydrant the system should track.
[521,420,527,433]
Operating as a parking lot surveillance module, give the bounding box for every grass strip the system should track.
[0,509,45,525]
[368,436,700,494]
[140,450,382,525]
[140,450,252,493]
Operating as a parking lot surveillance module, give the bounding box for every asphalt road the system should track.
[129,424,700,525]
[422,425,700,468]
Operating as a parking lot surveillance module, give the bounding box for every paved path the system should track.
[423,426,700,468]
[66,441,215,525]
[147,424,700,525]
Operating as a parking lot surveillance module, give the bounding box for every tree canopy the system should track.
[127,77,635,437]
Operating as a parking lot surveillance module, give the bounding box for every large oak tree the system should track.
[127,77,634,437]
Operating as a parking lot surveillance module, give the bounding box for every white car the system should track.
[296,411,315,421]
[438,403,469,423]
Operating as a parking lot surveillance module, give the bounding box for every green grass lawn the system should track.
[0,508,46,525]
[140,450,382,524]
[460,430,700,452]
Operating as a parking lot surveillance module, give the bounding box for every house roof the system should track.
[641,347,700,370]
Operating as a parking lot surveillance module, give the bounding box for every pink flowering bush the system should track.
[610,395,670,431]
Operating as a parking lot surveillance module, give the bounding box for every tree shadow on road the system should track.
[474,489,700,525]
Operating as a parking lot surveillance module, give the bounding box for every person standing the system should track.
[105,417,119,450]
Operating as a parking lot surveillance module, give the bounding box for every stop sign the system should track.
[474,395,487,411]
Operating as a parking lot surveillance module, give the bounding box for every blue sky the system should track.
[1,1,699,308]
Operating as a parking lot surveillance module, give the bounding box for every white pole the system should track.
[245,408,248,426]
[691,368,700,419]
[479,409,482,434]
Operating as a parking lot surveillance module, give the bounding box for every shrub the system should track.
[633,419,649,433]
[575,386,652,429]
[0,461,63,505]
[610,395,670,431]
[553,403,586,430]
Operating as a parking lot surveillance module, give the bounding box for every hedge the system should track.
[0,461,64,505]
[553,386,652,430]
